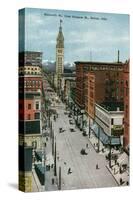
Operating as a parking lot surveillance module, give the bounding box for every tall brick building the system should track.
[19,51,43,148]
[75,61,124,119]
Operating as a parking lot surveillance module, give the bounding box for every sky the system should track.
[19,8,130,64]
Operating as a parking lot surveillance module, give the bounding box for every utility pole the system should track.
[58,166,61,190]
[89,117,91,138]
[52,130,54,156]
[54,137,57,176]
[50,121,52,139]
[76,109,78,126]
[109,137,112,168]
[97,126,100,153]
[82,113,84,130]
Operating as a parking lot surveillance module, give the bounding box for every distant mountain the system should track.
[42,60,75,73]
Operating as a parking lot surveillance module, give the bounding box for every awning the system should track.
[91,123,121,145]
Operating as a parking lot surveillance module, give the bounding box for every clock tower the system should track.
[55,20,64,94]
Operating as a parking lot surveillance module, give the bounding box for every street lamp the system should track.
[97,125,100,153]
[52,130,54,156]
[109,136,112,168]
[54,137,57,176]
[88,117,91,138]
[81,109,85,130]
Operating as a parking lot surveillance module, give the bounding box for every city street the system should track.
[44,95,118,191]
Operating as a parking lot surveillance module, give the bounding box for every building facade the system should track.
[123,60,129,150]
[95,103,124,138]
[19,51,43,160]
[19,51,42,67]
[75,61,124,118]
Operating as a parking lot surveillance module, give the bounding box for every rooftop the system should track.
[74,61,123,66]
[99,102,124,112]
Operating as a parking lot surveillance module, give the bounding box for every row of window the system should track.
[19,71,41,75]
[105,79,124,84]
[20,66,41,70]
[24,80,41,86]
[19,112,40,120]
[27,112,40,120]
[28,102,40,110]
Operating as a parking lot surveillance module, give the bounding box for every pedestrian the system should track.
[96,164,99,169]
[115,159,117,165]
[86,143,89,148]
[52,178,54,185]
[68,168,72,174]
[119,166,122,174]
[114,168,116,175]
[120,178,123,185]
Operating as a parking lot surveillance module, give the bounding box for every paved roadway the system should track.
[46,100,118,191]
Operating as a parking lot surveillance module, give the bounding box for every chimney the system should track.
[117,107,120,111]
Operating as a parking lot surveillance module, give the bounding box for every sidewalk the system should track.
[106,162,129,186]
[32,169,44,192]
[44,130,58,191]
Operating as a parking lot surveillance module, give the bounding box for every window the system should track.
[116,80,119,84]
[28,114,31,120]
[34,112,40,119]
[28,104,31,109]
[36,102,39,110]
[126,105,128,118]
[126,80,128,87]
[90,91,93,98]
[111,118,114,125]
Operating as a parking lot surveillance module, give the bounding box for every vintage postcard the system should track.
[19,8,129,192]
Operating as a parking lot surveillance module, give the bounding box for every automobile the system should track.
[59,128,65,133]
[70,128,75,132]
[68,113,72,118]
[105,153,118,160]
[82,130,88,136]
[80,148,88,155]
